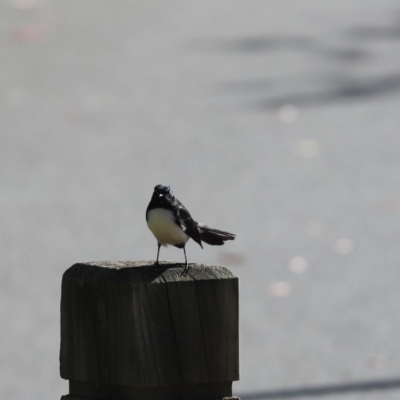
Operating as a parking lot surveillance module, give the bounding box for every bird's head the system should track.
[153,184,174,199]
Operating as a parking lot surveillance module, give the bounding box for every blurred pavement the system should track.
[1,1,400,399]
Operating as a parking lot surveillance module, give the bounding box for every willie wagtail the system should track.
[146,184,236,270]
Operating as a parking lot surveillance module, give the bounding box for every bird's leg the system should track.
[155,243,161,266]
[182,246,189,274]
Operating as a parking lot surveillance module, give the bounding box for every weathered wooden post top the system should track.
[60,261,239,400]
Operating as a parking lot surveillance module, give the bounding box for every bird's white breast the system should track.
[147,208,189,246]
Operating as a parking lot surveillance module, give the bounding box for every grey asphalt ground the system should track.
[2,1,400,399]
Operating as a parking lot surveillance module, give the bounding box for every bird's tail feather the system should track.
[198,223,236,246]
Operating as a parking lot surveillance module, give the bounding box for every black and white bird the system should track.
[146,184,235,270]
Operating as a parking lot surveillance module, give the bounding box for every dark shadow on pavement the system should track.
[239,377,400,399]
[195,9,400,111]
[247,73,400,110]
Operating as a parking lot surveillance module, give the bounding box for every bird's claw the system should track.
[181,263,190,276]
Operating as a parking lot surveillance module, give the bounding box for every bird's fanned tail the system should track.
[198,223,236,246]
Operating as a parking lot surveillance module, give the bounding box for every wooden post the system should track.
[60,261,239,400]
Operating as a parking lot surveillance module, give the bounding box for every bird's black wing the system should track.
[173,198,203,249]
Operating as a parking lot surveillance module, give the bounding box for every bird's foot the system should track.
[181,263,190,276]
